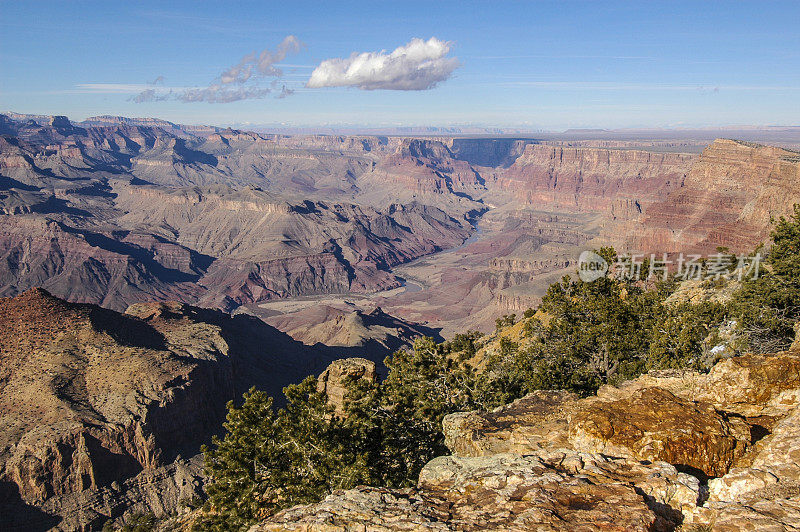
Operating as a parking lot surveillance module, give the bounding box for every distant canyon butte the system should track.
[2,112,800,341]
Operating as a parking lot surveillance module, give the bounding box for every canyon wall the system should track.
[493,143,695,215]
[3,112,800,334]
[631,139,800,253]
[0,289,396,529]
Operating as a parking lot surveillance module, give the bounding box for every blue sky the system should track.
[1,1,799,129]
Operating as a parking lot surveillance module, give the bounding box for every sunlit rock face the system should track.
[317,358,376,416]
[630,139,800,254]
[256,350,800,531]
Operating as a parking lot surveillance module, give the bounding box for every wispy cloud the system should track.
[218,35,303,85]
[498,81,797,91]
[76,83,158,93]
[471,54,655,60]
[177,86,272,103]
[131,88,169,102]
[130,35,304,104]
[307,37,459,91]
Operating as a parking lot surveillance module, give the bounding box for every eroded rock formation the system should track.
[494,143,694,216]
[317,358,376,415]
[255,350,800,531]
[4,112,800,338]
[0,289,386,530]
[632,139,800,253]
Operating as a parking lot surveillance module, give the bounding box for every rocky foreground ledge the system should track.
[252,352,800,531]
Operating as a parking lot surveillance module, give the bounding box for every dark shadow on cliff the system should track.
[131,304,417,462]
[0,481,61,532]
[220,308,444,397]
[184,307,401,402]
[0,174,40,191]
[30,196,93,217]
[173,138,218,166]
[88,306,169,350]
[59,226,211,283]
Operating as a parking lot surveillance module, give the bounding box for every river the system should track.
[389,219,485,295]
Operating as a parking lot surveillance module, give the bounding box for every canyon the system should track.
[0,288,391,530]
[3,112,799,339]
[3,112,800,529]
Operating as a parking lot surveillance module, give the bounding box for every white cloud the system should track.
[307,37,459,91]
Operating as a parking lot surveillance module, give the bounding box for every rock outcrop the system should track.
[317,358,376,415]
[0,290,385,530]
[569,387,751,477]
[442,390,579,457]
[255,451,698,531]
[683,403,800,529]
[255,350,800,531]
[0,289,228,529]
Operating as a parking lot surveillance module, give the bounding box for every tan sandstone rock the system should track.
[317,358,377,416]
[419,451,699,528]
[254,452,675,531]
[693,405,800,531]
[689,352,800,418]
[684,498,800,531]
[249,487,451,532]
[569,387,752,478]
[593,352,800,419]
[442,390,579,457]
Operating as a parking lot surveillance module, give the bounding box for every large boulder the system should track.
[442,390,579,457]
[254,451,698,531]
[443,387,754,479]
[568,387,752,478]
[443,353,800,479]
[418,451,699,530]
